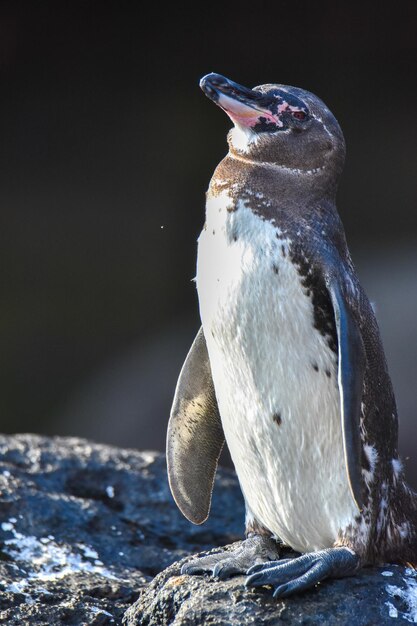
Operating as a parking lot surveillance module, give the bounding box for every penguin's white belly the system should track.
[196,192,358,553]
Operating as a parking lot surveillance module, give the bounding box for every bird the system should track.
[166,72,417,598]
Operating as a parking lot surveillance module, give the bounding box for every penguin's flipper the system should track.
[167,327,225,524]
[327,278,366,512]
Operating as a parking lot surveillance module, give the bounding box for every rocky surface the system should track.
[125,553,417,625]
[0,434,416,625]
[0,434,244,625]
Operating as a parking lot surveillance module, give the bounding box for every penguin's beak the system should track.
[200,73,279,129]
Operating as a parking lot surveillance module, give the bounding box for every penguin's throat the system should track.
[228,126,326,175]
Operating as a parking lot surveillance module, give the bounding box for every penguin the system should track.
[166,72,417,598]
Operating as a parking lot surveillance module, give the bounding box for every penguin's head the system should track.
[200,73,345,176]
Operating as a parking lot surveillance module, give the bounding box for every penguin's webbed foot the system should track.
[246,547,360,598]
[181,534,280,580]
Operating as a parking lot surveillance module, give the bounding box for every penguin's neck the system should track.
[209,153,338,213]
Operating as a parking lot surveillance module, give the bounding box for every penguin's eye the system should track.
[291,111,307,121]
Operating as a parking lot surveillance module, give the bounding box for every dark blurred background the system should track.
[1,2,416,483]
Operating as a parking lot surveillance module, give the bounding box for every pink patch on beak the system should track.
[217,93,280,128]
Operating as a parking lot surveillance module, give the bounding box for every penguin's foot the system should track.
[246,547,360,598]
[181,534,280,580]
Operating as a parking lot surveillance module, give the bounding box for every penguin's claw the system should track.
[246,547,359,597]
[181,535,280,579]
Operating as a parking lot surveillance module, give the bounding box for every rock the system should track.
[124,553,417,625]
[2,434,416,625]
[0,434,244,625]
